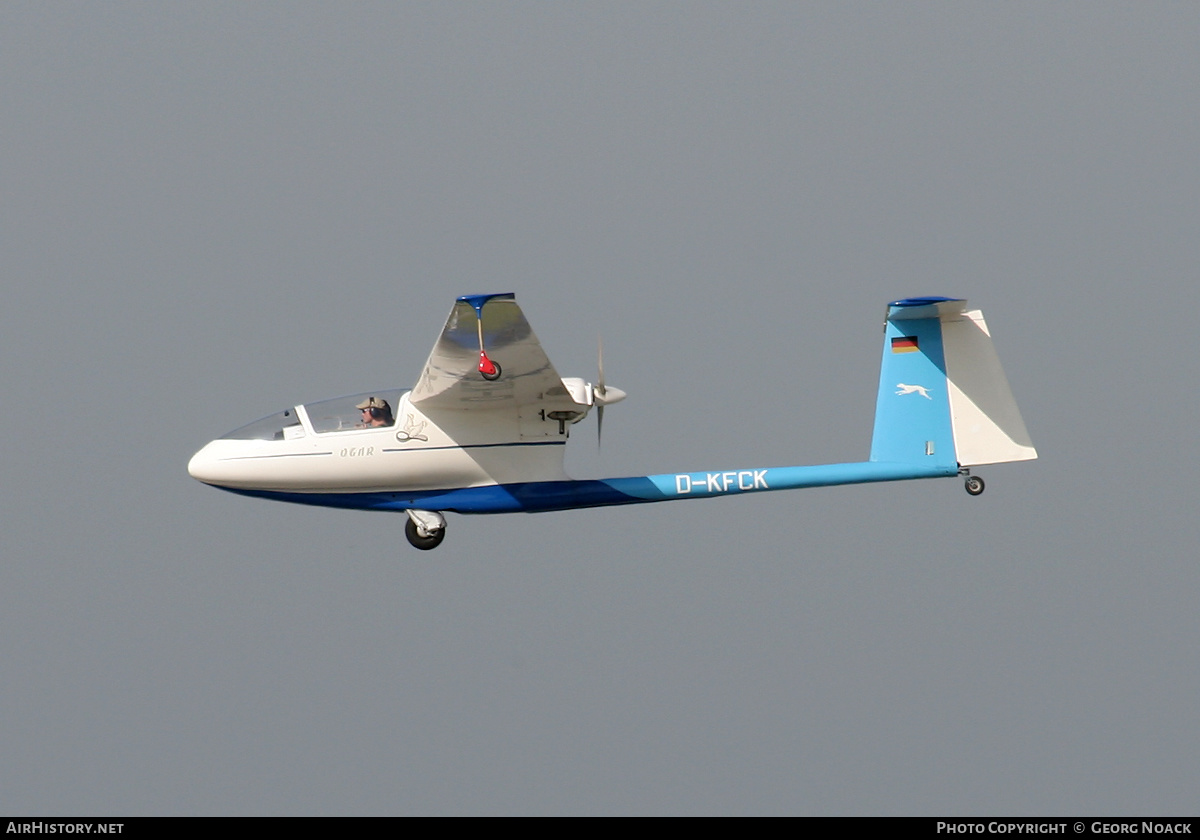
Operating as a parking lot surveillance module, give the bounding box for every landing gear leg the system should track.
[405,510,447,550]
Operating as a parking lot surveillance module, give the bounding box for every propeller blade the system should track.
[596,335,604,449]
[596,336,606,394]
[591,336,625,446]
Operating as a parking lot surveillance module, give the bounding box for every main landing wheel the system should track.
[405,517,446,550]
[964,475,985,496]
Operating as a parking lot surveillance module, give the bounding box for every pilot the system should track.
[356,396,394,427]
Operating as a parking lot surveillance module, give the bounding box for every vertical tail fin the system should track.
[870,297,1036,468]
[870,298,960,468]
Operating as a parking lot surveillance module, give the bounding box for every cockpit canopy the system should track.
[220,408,303,441]
[219,390,410,440]
[303,390,407,433]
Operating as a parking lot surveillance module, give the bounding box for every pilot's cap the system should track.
[356,397,390,410]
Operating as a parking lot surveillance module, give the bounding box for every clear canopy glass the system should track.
[303,390,407,434]
[220,408,303,441]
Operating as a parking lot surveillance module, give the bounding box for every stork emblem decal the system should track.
[395,415,430,443]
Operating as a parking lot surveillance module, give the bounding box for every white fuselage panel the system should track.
[188,393,569,493]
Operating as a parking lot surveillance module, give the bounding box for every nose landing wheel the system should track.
[405,510,447,550]
[405,518,445,550]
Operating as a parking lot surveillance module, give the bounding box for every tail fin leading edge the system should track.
[869,297,1036,469]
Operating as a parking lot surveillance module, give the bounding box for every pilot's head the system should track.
[356,396,393,426]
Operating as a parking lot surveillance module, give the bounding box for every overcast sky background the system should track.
[3,2,1198,816]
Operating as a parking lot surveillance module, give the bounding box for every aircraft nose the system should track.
[187,442,221,485]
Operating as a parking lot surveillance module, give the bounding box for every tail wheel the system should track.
[405,517,446,550]
[964,475,985,496]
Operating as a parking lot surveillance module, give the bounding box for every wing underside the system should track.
[410,294,583,417]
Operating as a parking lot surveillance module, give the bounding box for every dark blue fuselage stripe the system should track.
[222,479,652,515]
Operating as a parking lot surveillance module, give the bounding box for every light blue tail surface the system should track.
[869,297,960,470]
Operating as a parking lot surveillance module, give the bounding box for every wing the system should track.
[410,293,584,415]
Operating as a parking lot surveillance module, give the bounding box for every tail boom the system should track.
[221,459,960,515]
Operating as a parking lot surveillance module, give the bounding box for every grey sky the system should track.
[2,1,1197,815]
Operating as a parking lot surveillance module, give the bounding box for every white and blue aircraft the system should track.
[188,294,1036,550]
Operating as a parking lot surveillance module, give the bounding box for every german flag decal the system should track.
[891,336,919,353]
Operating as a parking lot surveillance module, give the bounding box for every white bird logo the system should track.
[396,414,430,442]
[896,383,932,399]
